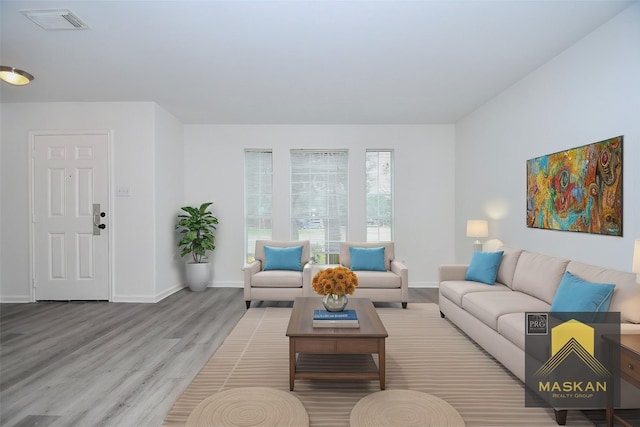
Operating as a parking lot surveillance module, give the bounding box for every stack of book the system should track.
[312,309,359,328]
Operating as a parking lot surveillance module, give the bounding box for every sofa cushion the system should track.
[349,246,386,271]
[495,247,523,289]
[252,270,303,288]
[353,270,401,288]
[462,291,551,331]
[439,281,511,306]
[550,271,615,313]
[263,245,303,271]
[254,240,310,266]
[512,251,569,304]
[340,242,394,271]
[465,251,504,285]
[497,313,526,351]
[566,261,640,323]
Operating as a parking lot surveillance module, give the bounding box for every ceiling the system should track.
[0,0,635,124]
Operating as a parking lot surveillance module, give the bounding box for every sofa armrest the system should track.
[390,259,408,276]
[242,260,262,300]
[391,260,409,302]
[439,264,469,282]
[302,262,313,296]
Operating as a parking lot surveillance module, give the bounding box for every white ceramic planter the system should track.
[185,261,210,292]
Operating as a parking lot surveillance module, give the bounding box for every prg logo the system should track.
[527,313,548,335]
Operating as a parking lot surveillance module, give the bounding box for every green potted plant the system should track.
[176,202,219,291]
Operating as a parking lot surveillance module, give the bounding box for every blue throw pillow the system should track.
[263,245,303,271]
[550,271,615,312]
[465,251,504,285]
[349,247,386,271]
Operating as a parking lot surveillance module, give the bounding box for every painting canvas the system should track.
[526,136,623,236]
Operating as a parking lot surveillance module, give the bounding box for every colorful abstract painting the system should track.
[526,136,623,236]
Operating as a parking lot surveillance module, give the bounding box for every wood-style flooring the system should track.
[0,288,438,427]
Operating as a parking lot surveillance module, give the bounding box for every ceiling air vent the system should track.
[20,9,90,31]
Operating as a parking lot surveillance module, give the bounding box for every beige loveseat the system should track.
[439,247,640,425]
[243,240,312,308]
[339,242,409,308]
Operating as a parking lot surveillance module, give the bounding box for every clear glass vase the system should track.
[322,294,348,312]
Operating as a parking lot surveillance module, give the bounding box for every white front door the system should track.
[32,133,110,300]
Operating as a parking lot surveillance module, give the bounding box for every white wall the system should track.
[455,4,640,271]
[184,125,455,288]
[153,104,185,299]
[0,103,3,299]
[0,102,184,302]
[6,6,634,300]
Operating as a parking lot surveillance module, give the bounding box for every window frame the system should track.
[366,149,394,242]
[244,149,273,262]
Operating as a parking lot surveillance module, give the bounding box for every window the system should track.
[291,150,348,264]
[366,150,393,242]
[245,150,273,262]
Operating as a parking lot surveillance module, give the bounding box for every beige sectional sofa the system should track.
[439,247,640,425]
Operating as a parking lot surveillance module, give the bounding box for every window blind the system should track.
[245,150,273,262]
[290,150,348,263]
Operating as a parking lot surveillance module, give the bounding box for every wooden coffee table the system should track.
[286,297,388,391]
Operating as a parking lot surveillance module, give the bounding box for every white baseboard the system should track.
[2,281,437,304]
[0,295,32,303]
[409,281,439,288]
[106,282,241,303]
[154,284,186,301]
[112,286,192,303]
[208,281,243,288]
[111,295,159,303]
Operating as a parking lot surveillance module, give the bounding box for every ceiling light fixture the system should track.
[0,66,34,86]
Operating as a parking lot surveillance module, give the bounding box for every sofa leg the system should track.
[402,302,407,309]
[554,409,567,425]
[245,301,251,309]
[440,311,445,319]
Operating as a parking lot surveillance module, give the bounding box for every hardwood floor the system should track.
[0,288,438,427]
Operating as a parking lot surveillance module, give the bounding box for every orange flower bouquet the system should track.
[312,266,359,296]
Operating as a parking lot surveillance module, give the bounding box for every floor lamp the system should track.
[467,220,488,252]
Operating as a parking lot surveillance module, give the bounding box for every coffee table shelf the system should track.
[295,354,380,381]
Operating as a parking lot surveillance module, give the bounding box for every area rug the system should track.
[186,387,308,427]
[163,303,593,427]
[350,389,465,427]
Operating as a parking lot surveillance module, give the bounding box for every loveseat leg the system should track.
[554,409,567,425]
[245,301,251,309]
[440,311,445,319]
[402,302,407,309]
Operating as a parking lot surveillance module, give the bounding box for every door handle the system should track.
[93,204,106,235]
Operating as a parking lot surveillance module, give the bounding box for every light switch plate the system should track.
[116,185,132,197]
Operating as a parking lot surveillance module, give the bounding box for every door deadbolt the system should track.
[93,204,107,235]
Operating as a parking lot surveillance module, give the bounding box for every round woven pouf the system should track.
[350,390,465,427]
[186,387,309,427]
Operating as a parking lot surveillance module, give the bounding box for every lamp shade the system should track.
[0,66,34,86]
[633,239,640,274]
[466,220,488,238]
